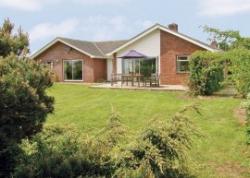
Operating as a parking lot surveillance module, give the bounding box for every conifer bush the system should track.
[0,55,54,176]
[14,106,200,178]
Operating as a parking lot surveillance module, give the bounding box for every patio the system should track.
[92,82,188,91]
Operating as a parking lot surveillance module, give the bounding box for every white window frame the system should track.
[44,61,54,70]
[63,59,84,82]
[176,55,190,73]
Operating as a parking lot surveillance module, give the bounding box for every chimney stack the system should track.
[168,23,178,32]
[210,40,218,49]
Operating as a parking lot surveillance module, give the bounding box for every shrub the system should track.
[113,105,200,178]
[189,51,224,95]
[14,107,200,178]
[189,49,250,97]
[14,111,126,178]
[225,49,250,97]
[14,125,115,178]
[0,55,54,176]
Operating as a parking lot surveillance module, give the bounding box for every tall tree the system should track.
[0,18,29,57]
[0,55,54,177]
[0,19,53,177]
[203,26,250,51]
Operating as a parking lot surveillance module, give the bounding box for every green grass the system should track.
[47,84,250,178]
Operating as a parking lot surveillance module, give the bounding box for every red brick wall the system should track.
[160,30,205,85]
[93,58,107,82]
[34,42,107,82]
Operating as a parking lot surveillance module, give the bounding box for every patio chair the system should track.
[150,73,160,87]
[111,73,122,86]
[142,75,151,87]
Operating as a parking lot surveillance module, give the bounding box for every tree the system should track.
[203,26,250,51]
[0,18,29,57]
[0,55,54,177]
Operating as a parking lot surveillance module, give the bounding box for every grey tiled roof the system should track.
[32,24,217,59]
[58,37,128,57]
[95,40,129,54]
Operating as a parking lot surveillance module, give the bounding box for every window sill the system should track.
[176,72,190,74]
[64,80,84,82]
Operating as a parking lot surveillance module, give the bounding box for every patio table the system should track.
[121,74,143,87]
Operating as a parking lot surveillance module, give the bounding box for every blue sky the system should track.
[0,0,250,53]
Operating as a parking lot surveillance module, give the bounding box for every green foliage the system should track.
[114,105,200,178]
[225,49,250,97]
[189,49,250,96]
[14,106,200,178]
[193,26,250,97]
[0,55,54,176]
[0,18,29,57]
[14,125,115,178]
[188,51,224,95]
[96,109,128,147]
[203,26,249,51]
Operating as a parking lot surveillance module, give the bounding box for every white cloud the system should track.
[29,19,79,42]
[0,0,43,11]
[27,16,151,44]
[76,0,130,5]
[80,16,153,41]
[0,0,129,11]
[198,0,250,16]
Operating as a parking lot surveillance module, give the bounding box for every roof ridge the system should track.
[57,37,93,43]
[94,39,129,43]
[57,36,128,44]
[93,42,106,56]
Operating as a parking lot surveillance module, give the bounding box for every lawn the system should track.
[47,84,250,178]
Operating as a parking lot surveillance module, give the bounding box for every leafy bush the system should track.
[14,107,200,178]
[0,55,54,176]
[189,49,250,97]
[226,49,250,97]
[189,51,224,95]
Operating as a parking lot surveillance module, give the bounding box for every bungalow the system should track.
[31,23,218,85]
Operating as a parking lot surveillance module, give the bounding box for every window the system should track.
[64,60,83,81]
[45,61,53,70]
[176,56,189,73]
[43,61,53,70]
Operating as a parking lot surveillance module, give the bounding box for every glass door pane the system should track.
[73,61,83,80]
[122,59,133,74]
[134,59,140,74]
[140,58,156,77]
[64,61,73,80]
[64,60,83,81]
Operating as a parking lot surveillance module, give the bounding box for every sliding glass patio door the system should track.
[122,58,157,76]
[64,60,83,81]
